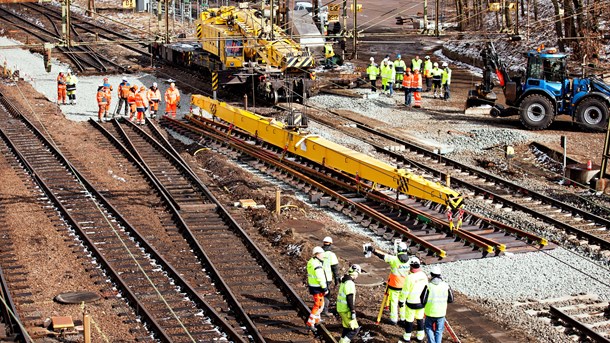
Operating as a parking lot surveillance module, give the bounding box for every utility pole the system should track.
[352,0,357,59]
[270,0,274,41]
[341,0,346,61]
[423,0,428,33]
[62,0,71,47]
[434,0,439,37]
[601,124,610,180]
[165,0,170,43]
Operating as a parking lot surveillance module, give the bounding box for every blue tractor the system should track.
[466,42,610,131]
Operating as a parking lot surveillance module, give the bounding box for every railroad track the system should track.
[22,3,149,57]
[287,102,610,255]
[160,114,552,262]
[516,294,610,342]
[0,231,29,342]
[91,117,333,342]
[0,5,124,73]
[0,93,247,342]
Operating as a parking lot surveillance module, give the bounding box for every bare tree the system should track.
[550,0,565,51]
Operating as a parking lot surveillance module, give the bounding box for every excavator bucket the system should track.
[465,88,497,109]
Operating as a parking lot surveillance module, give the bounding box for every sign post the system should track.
[212,71,218,100]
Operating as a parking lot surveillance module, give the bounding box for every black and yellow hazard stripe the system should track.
[447,196,464,210]
[397,176,409,194]
[212,72,218,91]
[196,23,203,39]
[285,56,314,69]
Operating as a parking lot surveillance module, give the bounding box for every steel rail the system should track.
[92,118,264,343]
[167,115,528,258]
[25,3,149,56]
[175,114,549,254]
[0,265,30,343]
[549,306,610,343]
[165,115,451,257]
[367,138,610,250]
[0,93,246,342]
[318,108,608,250]
[0,7,110,73]
[22,3,129,71]
[123,118,338,343]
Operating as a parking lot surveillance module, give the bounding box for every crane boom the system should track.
[191,94,464,209]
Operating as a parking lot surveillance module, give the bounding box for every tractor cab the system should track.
[523,48,569,100]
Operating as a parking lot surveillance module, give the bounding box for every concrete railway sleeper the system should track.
[0,92,246,342]
[160,115,551,262]
[93,118,335,342]
[301,105,610,254]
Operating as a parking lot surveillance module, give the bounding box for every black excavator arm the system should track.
[466,42,512,109]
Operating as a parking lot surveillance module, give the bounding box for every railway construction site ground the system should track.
[0,1,610,343]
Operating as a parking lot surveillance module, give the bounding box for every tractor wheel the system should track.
[519,94,555,130]
[576,97,608,132]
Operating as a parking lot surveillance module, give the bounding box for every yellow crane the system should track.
[193,5,316,103]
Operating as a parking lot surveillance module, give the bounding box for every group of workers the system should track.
[55,72,182,123]
[94,77,181,123]
[366,54,452,108]
[306,238,454,343]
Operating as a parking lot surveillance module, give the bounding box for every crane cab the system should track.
[197,10,245,69]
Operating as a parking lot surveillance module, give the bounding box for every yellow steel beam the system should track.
[191,95,464,208]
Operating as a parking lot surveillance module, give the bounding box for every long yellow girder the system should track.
[191,95,464,209]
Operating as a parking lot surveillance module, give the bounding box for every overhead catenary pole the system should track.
[435,0,439,36]
[165,0,170,43]
[352,0,357,59]
[62,0,71,47]
[423,0,428,33]
[342,0,347,61]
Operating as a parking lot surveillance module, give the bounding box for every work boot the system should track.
[307,325,317,334]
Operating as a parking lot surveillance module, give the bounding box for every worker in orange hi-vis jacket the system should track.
[96,84,108,123]
[127,86,137,122]
[102,77,113,118]
[57,71,67,105]
[412,69,423,108]
[147,82,161,119]
[164,82,181,118]
[135,86,147,125]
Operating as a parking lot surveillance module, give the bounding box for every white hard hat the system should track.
[153,82,158,87]
[397,242,408,252]
[323,236,333,244]
[409,256,421,267]
[370,57,375,62]
[425,55,430,59]
[442,62,448,67]
[122,77,128,81]
[433,62,439,67]
[430,265,441,275]
[313,246,325,255]
[349,264,362,275]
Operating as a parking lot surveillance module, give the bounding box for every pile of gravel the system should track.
[436,247,610,302]
[417,128,546,154]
